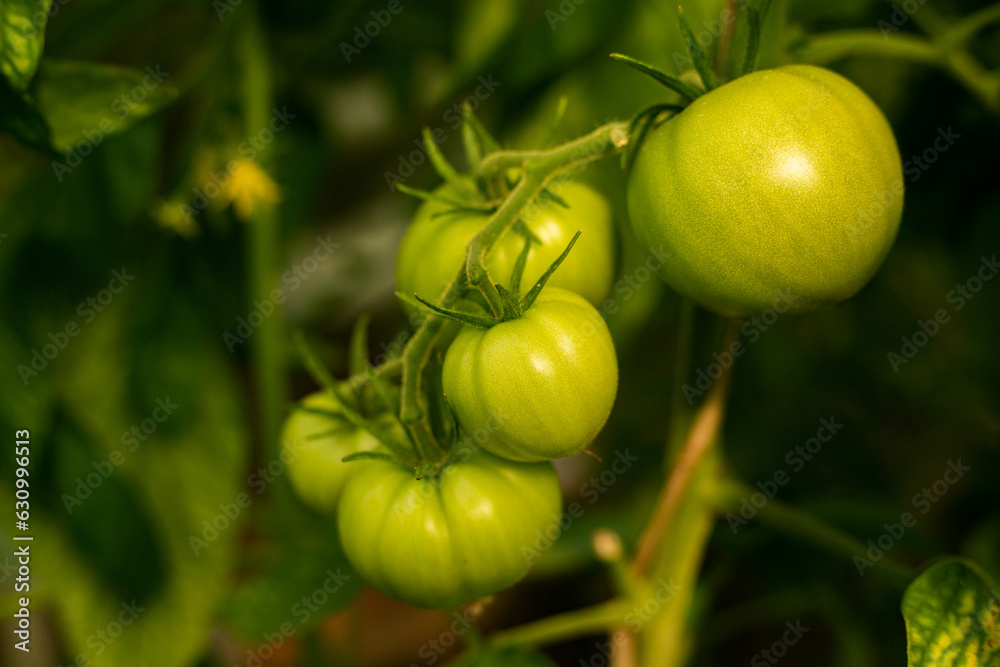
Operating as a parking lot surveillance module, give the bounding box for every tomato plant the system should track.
[337,448,562,609]
[10,0,1000,665]
[628,65,904,317]
[442,287,618,461]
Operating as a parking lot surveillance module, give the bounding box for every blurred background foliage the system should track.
[0,0,998,665]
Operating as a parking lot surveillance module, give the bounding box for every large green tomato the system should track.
[627,64,904,317]
[337,448,562,609]
[396,181,616,307]
[282,392,380,515]
[442,287,618,462]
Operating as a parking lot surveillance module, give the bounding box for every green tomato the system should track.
[337,447,562,609]
[442,287,618,462]
[627,65,904,317]
[395,181,616,308]
[282,392,380,515]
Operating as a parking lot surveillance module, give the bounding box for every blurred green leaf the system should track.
[0,74,50,149]
[27,282,248,667]
[48,417,168,605]
[902,558,1000,667]
[30,58,176,153]
[0,0,50,90]
[220,517,362,642]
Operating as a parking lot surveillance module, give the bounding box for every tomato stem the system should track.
[632,318,739,577]
[488,599,632,649]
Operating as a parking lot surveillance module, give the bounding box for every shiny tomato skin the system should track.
[627,65,904,316]
[337,448,562,609]
[442,287,618,462]
[282,392,380,515]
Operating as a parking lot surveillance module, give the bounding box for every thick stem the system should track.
[632,319,739,577]
[467,122,629,285]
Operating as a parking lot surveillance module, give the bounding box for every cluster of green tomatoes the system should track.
[280,59,903,610]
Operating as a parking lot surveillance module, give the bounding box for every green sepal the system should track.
[462,103,501,155]
[678,6,720,91]
[621,104,684,171]
[509,233,534,295]
[341,451,401,464]
[741,0,772,76]
[496,283,523,321]
[292,332,415,462]
[408,293,499,329]
[609,53,703,101]
[541,95,570,148]
[395,183,490,210]
[348,314,370,377]
[521,230,582,310]
[422,126,463,185]
[462,120,483,175]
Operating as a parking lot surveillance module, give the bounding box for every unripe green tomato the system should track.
[282,392,379,515]
[395,181,616,308]
[337,448,562,609]
[627,64,904,317]
[442,287,618,462]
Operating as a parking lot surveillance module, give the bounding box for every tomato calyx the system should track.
[410,230,582,328]
[612,0,774,168]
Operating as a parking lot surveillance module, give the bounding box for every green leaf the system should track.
[30,58,176,153]
[0,0,51,90]
[902,558,1000,667]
